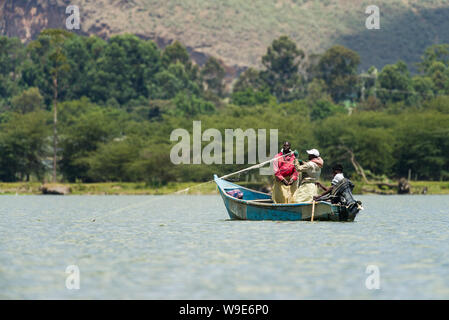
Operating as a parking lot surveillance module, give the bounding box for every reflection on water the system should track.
[1,195,448,299]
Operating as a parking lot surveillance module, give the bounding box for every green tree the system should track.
[309,99,345,121]
[418,44,449,74]
[27,29,73,182]
[412,76,435,104]
[0,36,26,107]
[315,112,397,178]
[316,45,360,102]
[59,102,121,182]
[426,61,449,94]
[129,143,177,186]
[423,95,449,114]
[153,62,201,99]
[261,36,305,102]
[231,88,274,106]
[171,91,215,117]
[377,61,414,104]
[11,88,44,114]
[233,68,265,93]
[0,111,50,181]
[162,41,190,66]
[394,112,449,180]
[63,35,95,101]
[92,34,161,104]
[201,56,226,97]
[84,138,140,182]
[418,44,449,96]
[306,79,331,102]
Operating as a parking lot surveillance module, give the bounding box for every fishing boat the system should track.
[214,175,361,222]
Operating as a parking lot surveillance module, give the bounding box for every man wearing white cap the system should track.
[292,149,324,203]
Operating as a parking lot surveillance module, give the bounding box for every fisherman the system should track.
[292,148,323,203]
[313,164,362,219]
[272,141,298,203]
[314,164,344,200]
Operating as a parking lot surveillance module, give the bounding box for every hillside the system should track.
[1,0,449,71]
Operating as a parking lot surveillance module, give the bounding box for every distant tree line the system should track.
[0,30,448,184]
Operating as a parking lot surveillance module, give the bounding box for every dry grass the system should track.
[0,180,448,195]
[0,181,219,195]
[64,0,449,70]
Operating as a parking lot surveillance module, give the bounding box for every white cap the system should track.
[306,149,320,157]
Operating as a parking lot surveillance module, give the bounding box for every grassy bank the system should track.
[352,180,449,195]
[0,180,448,196]
[0,181,218,195]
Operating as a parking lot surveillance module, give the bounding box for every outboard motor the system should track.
[321,178,363,220]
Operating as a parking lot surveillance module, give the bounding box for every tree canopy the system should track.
[0,32,448,184]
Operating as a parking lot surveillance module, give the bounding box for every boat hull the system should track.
[214,175,357,222]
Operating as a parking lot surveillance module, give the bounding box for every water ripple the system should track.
[1,195,448,299]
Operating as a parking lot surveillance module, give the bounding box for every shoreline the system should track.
[0,180,448,195]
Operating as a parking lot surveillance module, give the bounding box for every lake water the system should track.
[1,195,448,299]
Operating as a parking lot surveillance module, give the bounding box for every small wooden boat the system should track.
[214,175,359,222]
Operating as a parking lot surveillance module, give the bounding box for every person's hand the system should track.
[293,150,299,158]
[313,195,320,201]
[282,178,289,186]
[288,178,295,185]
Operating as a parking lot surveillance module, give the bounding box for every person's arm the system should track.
[314,186,333,200]
[316,181,328,191]
[273,156,282,180]
[274,156,289,185]
[294,159,309,172]
[288,158,299,184]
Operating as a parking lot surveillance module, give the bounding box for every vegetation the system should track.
[0,31,448,192]
[41,0,449,72]
[1,180,448,195]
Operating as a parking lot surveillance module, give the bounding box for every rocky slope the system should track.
[0,0,68,40]
[1,0,449,72]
